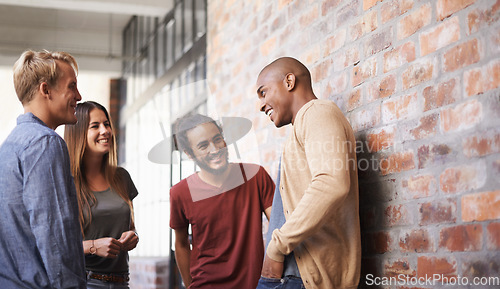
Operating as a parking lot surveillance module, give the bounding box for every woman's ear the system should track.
[284,73,296,91]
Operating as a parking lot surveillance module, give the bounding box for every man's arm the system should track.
[174,227,192,288]
[22,136,85,288]
[264,206,272,221]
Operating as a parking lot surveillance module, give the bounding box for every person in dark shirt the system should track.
[65,101,139,288]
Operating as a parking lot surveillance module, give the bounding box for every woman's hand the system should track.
[93,237,123,258]
[118,230,139,251]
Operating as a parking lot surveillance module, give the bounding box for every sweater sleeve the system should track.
[267,103,353,262]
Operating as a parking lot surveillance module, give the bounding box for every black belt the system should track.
[87,271,129,283]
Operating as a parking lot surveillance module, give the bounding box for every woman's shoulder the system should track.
[115,166,131,178]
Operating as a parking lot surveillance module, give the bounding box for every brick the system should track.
[302,45,322,66]
[420,17,460,56]
[494,159,500,185]
[463,130,500,157]
[352,57,377,87]
[384,258,416,278]
[288,0,311,20]
[380,151,415,175]
[313,20,329,44]
[488,25,500,55]
[337,0,359,28]
[417,256,457,279]
[323,28,346,56]
[417,143,453,169]
[225,0,238,9]
[440,99,482,132]
[423,78,459,111]
[311,60,330,82]
[464,59,500,96]
[349,105,381,131]
[347,88,362,111]
[299,6,319,27]
[260,36,276,56]
[277,25,294,48]
[271,13,287,31]
[381,0,414,24]
[365,28,393,57]
[402,57,435,89]
[382,92,419,123]
[278,0,293,10]
[462,190,500,222]
[364,231,394,254]
[350,10,378,41]
[383,41,416,73]
[467,0,500,34]
[443,38,481,72]
[437,0,476,21]
[409,113,439,140]
[383,203,413,226]
[333,46,360,71]
[364,0,382,11]
[366,125,396,152]
[321,0,342,16]
[397,3,432,40]
[400,229,434,253]
[419,199,457,225]
[402,174,437,199]
[487,222,500,250]
[439,224,483,252]
[439,162,487,194]
[367,74,396,103]
[462,257,500,280]
[325,71,348,95]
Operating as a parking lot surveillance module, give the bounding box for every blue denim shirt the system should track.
[265,160,301,277]
[0,113,86,288]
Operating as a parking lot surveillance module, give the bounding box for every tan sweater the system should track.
[266,99,361,289]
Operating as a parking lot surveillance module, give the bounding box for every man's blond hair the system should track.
[13,50,78,105]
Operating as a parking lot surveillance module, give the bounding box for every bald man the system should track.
[256,57,361,289]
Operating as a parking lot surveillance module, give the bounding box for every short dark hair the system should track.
[174,114,223,156]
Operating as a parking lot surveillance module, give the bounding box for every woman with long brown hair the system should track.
[65,101,138,288]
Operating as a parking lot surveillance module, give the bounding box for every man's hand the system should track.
[261,254,284,279]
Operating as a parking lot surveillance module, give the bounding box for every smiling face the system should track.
[47,60,82,128]
[85,108,112,157]
[186,122,229,175]
[256,68,294,128]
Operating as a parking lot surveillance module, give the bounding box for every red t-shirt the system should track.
[170,163,275,289]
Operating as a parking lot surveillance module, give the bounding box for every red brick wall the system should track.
[207,0,500,287]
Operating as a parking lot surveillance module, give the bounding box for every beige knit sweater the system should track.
[266,99,361,289]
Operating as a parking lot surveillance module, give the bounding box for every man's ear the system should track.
[184,150,194,160]
[39,82,50,99]
[284,73,296,91]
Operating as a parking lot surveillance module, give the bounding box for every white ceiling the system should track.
[0,0,174,72]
